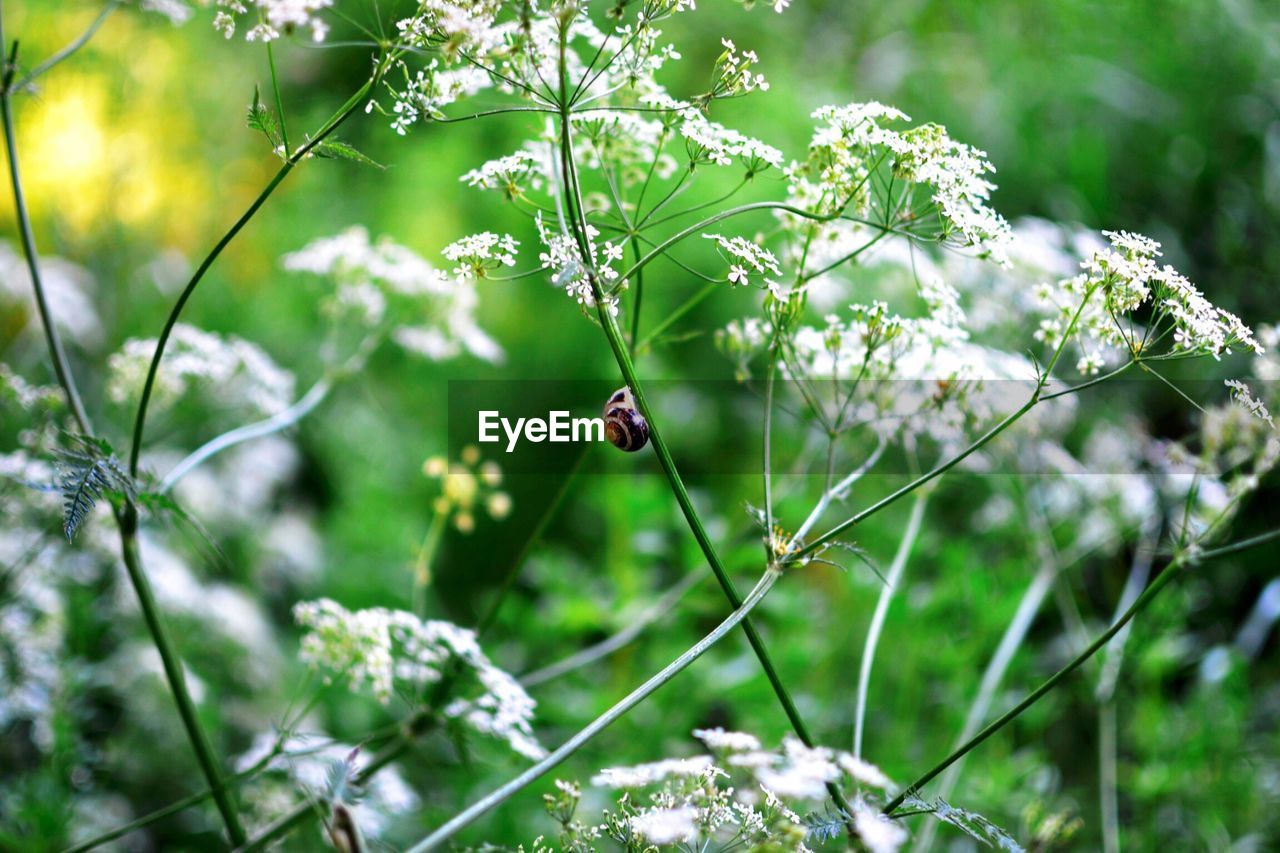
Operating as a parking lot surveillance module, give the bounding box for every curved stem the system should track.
[160,376,332,493]
[406,569,782,852]
[0,46,92,433]
[475,445,587,636]
[119,511,247,843]
[853,491,927,758]
[10,0,121,92]
[128,70,381,477]
[634,280,717,353]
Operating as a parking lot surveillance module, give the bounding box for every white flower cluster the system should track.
[1036,229,1261,369]
[791,103,1011,262]
[293,598,546,759]
[212,0,332,43]
[573,112,675,182]
[106,323,296,417]
[236,732,419,838]
[384,63,492,134]
[1225,379,1274,429]
[535,213,625,316]
[442,232,519,280]
[571,729,898,850]
[0,241,103,349]
[704,233,782,287]
[681,112,783,171]
[283,226,503,363]
[712,38,770,97]
[461,151,541,197]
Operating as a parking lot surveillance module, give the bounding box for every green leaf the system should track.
[311,139,385,170]
[247,85,282,149]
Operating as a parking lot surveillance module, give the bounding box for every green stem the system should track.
[119,509,247,844]
[266,41,290,157]
[634,280,717,353]
[64,742,289,853]
[0,43,92,433]
[791,291,1100,563]
[128,71,381,477]
[235,714,432,852]
[10,0,121,92]
[412,509,446,618]
[2,12,246,844]
[406,569,783,852]
[883,526,1280,814]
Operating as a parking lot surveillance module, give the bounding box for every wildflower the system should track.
[211,0,332,43]
[442,232,519,280]
[705,234,782,287]
[1225,380,1274,428]
[631,805,699,843]
[461,151,540,197]
[293,599,546,758]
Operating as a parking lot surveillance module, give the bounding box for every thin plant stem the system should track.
[1,11,246,842]
[412,510,446,618]
[853,491,927,758]
[882,526,1280,815]
[266,41,290,156]
[128,69,383,477]
[792,292,1098,564]
[405,569,783,852]
[236,714,435,852]
[118,510,247,843]
[10,0,121,92]
[1099,698,1120,853]
[64,740,292,853]
[160,376,332,493]
[0,44,92,433]
[634,280,717,352]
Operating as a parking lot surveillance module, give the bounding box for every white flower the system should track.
[442,232,518,279]
[461,151,539,194]
[705,233,782,286]
[854,800,909,853]
[1226,379,1274,428]
[592,755,716,788]
[693,727,761,752]
[212,0,332,43]
[630,805,699,844]
[293,599,545,758]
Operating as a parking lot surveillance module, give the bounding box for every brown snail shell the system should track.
[603,386,649,452]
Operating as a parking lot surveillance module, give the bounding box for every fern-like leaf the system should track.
[247,86,282,149]
[58,436,135,542]
[802,805,852,842]
[902,794,1024,851]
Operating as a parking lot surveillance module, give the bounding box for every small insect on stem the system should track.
[603,386,649,452]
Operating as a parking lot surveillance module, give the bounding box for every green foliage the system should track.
[312,139,385,170]
[56,435,134,541]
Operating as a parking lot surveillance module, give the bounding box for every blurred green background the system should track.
[2,0,1279,849]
